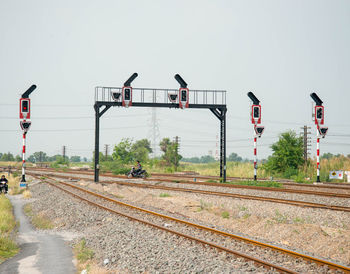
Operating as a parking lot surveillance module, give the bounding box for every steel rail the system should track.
[44,179,295,273]
[30,169,350,198]
[34,174,350,273]
[33,172,350,213]
[23,167,350,189]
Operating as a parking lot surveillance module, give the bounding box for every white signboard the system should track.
[345,171,350,183]
[329,170,343,180]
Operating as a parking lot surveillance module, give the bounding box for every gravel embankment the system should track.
[29,180,276,273]
[28,171,350,267]
[29,178,348,273]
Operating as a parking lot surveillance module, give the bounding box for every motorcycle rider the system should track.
[0,175,8,194]
[135,160,142,175]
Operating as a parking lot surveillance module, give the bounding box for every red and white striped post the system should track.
[310,93,327,183]
[254,135,257,181]
[316,126,320,182]
[247,92,264,181]
[21,130,27,183]
[19,85,36,186]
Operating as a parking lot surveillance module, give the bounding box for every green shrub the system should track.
[159,193,171,198]
[282,167,299,179]
[74,239,94,263]
[221,211,229,218]
[227,180,283,188]
[291,172,308,183]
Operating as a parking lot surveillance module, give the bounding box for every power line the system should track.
[0,114,146,120]
[0,125,148,132]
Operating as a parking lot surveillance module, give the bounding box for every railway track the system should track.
[27,168,350,199]
[32,174,350,273]
[5,166,350,190]
[32,172,350,213]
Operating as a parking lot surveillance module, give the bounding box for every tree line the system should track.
[0,152,87,163]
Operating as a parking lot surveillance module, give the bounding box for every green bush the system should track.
[291,172,308,183]
[74,239,94,263]
[282,167,299,179]
[228,180,283,188]
[100,161,130,175]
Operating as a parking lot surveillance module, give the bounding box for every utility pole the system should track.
[62,146,66,161]
[300,126,311,162]
[173,136,180,171]
[104,144,109,159]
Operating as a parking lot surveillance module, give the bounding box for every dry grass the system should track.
[23,204,54,230]
[180,162,269,178]
[301,156,350,182]
[73,239,114,274]
[0,195,19,262]
[22,190,32,199]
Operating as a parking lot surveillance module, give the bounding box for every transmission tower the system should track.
[104,144,109,159]
[148,108,161,158]
[62,146,66,161]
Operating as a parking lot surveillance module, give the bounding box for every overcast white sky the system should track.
[0,0,349,160]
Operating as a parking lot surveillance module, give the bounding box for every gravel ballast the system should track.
[29,180,279,273]
[28,171,350,267]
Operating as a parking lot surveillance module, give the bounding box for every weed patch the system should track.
[22,190,32,199]
[273,209,287,223]
[227,180,283,188]
[199,200,212,211]
[74,239,94,263]
[221,211,230,219]
[159,193,171,198]
[0,196,18,262]
[23,204,54,230]
[293,217,305,224]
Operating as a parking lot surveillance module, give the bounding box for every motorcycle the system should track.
[0,183,8,194]
[126,167,148,178]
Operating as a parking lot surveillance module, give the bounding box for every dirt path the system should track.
[0,195,76,274]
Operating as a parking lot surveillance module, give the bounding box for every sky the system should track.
[0,0,349,161]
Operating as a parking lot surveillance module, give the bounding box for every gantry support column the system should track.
[94,104,111,182]
[210,107,227,182]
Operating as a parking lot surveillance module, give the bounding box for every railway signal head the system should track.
[19,98,31,119]
[318,127,328,138]
[251,105,261,124]
[20,120,31,133]
[122,87,132,107]
[168,93,178,103]
[254,126,265,137]
[179,88,189,109]
[310,92,323,106]
[315,105,324,125]
[247,92,260,105]
[111,91,121,101]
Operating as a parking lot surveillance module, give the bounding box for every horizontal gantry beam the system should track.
[95,101,226,109]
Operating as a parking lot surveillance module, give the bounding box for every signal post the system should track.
[247,92,265,181]
[310,93,328,182]
[19,85,36,186]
